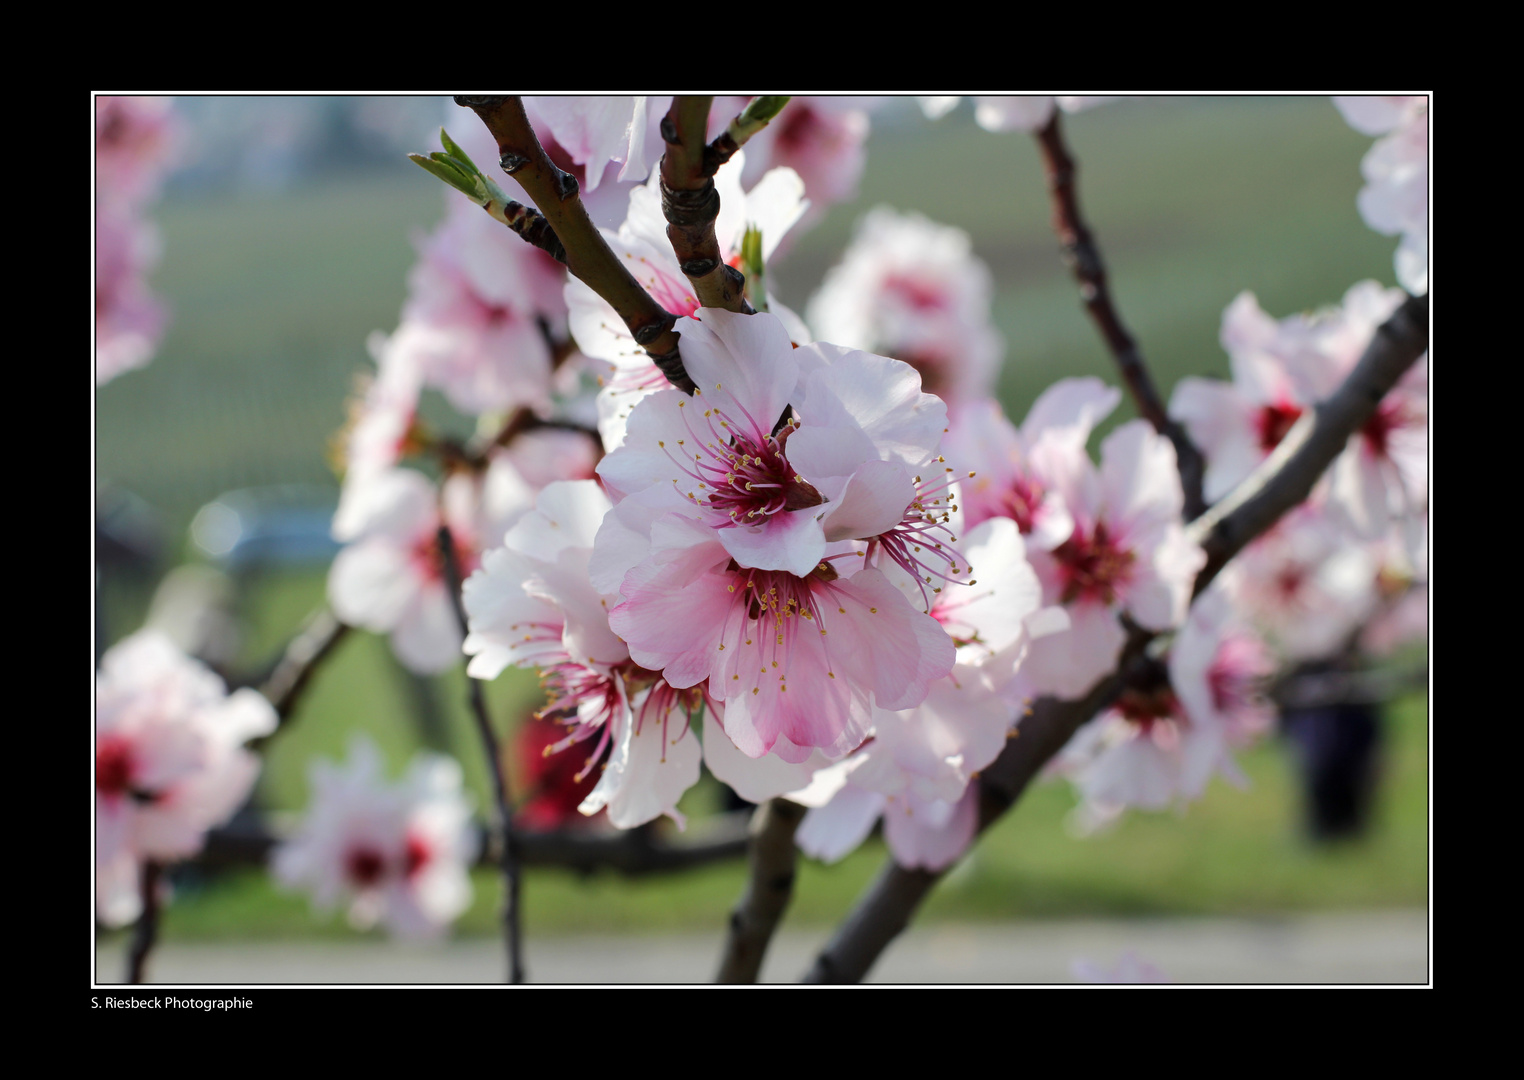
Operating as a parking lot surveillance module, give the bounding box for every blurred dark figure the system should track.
[1278,663,1383,840]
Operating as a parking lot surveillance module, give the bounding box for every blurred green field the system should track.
[95,96,1425,942]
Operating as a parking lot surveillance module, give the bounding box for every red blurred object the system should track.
[513,713,607,830]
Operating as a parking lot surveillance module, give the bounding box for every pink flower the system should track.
[96,631,277,926]
[463,481,704,828]
[1223,502,1379,663]
[273,737,476,939]
[1059,586,1273,825]
[807,207,1003,410]
[949,377,1121,547]
[720,96,874,223]
[1170,292,1320,503]
[96,204,167,386]
[96,96,179,210]
[329,463,533,674]
[565,152,810,450]
[398,193,567,416]
[1334,96,1428,293]
[1021,421,1206,699]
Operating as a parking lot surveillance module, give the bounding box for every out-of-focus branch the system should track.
[1034,113,1207,520]
[661,96,750,314]
[454,96,694,393]
[197,812,752,875]
[1273,663,1428,710]
[1188,293,1428,595]
[126,860,162,984]
[802,293,1429,983]
[438,523,525,984]
[254,607,349,730]
[715,797,807,983]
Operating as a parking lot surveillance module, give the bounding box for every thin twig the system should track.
[661,96,751,314]
[254,608,349,731]
[1034,113,1208,520]
[802,667,1130,984]
[198,812,753,876]
[801,294,1428,983]
[438,523,524,984]
[706,96,791,173]
[455,96,695,393]
[715,797,807,983]
[126,860,162,984]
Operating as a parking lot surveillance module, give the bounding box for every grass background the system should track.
[94,95,1426,942]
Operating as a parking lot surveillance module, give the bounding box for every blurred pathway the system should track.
[96,909,1428,985]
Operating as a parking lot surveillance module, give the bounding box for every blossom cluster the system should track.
[335,97,1425,879]
[96,632,277,925]
[103,97,1425,940]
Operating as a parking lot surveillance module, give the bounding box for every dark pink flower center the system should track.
[403,834,432,881]
[1054,520,1135,606]
[1362,399,1403,458]
[774,103,818,153]
[345,846,387,888]
[883,273,948,312]
[409,529,479,584]
[661,396,822,527]
[1000,474,1046,536]
[96,735,135,798]
[1116,683,1184,734]
[1257,401,1304,452]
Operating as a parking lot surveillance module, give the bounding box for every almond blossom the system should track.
[1019,420,1206,699]
[463,480,703,828]
[397,191,569,416]
[273,737,476,939]
[807,207,1003,411]
[790,516,1066,869]
[1183,283,1427,552]
[1170,292,1320,503]
[1057,586,1274,828]
[715,96,874,224]
[1334,96,1428,294]
[1222,502,1380,663]
[565,151,810,450]
[948,376,1121,547]
[96,205,168,387]
[96,96,179,387]
[96,631,277,926]
[329,462,533,674]
[593,309,957,765]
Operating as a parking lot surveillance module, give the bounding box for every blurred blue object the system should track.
[190,485,341,570]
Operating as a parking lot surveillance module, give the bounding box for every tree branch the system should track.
[801,293,1428,983]
[196,812,752,876]
[660,96,751,314]
[438,523,525,984]
[126,860,162,984]
[715,797,807,983]
[253,607,349,731]
[1034,113,1207,520]
[802,668,1129,984]
[455,96,695,393]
